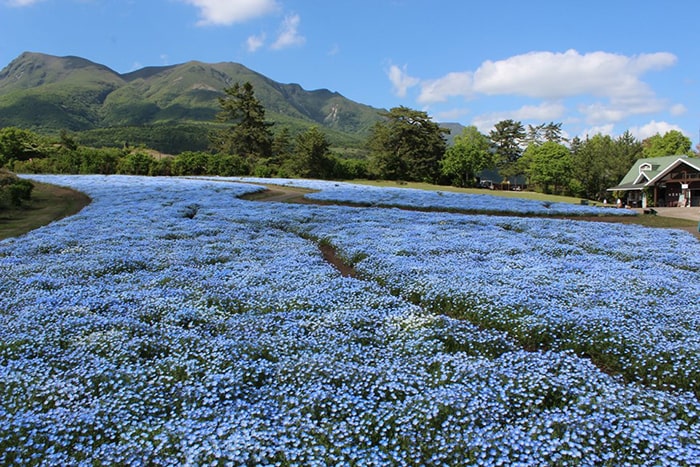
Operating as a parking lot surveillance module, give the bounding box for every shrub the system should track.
[0,170,33,208]
[117,151,156,176]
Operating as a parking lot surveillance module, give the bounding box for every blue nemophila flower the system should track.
[229,176,637,216]
[0,174,698,465]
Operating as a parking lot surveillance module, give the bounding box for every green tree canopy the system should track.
[289,126,333,179]
[212,81,274,161]
[542,122,566,144]
[171,151,211,176]
[525,122,565,146]
[368,106,448,183]
[272,127,294,165]
[0,170,33,208]
[117,151,156,176]
[0,127,47,167]
[616,130,644,165]
[642,130,692,158]
[569,131,643,200]
[570,134,615,199]
[489,119,525,181]
[521,141,572,195]
[440,126,492,187]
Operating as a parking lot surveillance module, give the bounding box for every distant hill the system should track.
[0,52,387,153]
[439,122,466,146]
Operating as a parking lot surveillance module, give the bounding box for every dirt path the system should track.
[239,185,314,203]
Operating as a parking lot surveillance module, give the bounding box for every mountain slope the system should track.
[0,52,384,150]
[0,52,126,130]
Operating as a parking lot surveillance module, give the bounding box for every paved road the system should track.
[635,207,700,221]
[632,206,700,239]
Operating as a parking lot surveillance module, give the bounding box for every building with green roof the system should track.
[608,155,700,208]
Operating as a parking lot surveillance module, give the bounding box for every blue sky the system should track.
[2,0,699,146]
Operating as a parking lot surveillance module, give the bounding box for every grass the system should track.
[0,181,91,241]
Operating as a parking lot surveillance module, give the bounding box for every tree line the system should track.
[366,114,694,200]
[0,80,696,201]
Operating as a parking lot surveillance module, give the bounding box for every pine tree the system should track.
[212,82,273,161]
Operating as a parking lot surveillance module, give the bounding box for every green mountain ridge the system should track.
[0,52,389,153]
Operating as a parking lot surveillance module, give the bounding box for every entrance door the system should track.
[692,190,700,206]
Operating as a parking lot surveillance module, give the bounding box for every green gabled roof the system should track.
[613,155,700,188]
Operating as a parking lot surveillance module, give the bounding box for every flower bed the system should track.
[1,175,697,465]
[232,177,637,217]
[297,205,700,396]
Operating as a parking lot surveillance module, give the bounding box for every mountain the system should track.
[439,122,466,145]
[0,52,124,130]
[0,52,385,152]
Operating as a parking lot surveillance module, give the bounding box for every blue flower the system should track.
[1,174,697,465]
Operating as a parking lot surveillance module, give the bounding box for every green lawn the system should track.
[0,181,91,241]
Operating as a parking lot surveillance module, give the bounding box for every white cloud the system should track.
[5,0,43,5]
[417,71,473,103]
[472,49,676,100]
[183,0,279,26]
[434,108,470,122]
[413,50,677,126]
[270,14,305,50]
[670,103,687,116]
[629,120,687,141]
[578,96,668,125]
[469,102,567,136]
[389,49,683,140]
[511,102,567,121]
[476,102,565,126]
[387,64,419,98]
[580,124,615,138]
[246,33,266,52]
[578,102,628,125]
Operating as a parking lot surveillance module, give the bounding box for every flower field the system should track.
[1,175,699,465]
[233,177,638,217]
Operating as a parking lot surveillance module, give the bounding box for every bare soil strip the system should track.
[318,242,357,278]
[239,185,314,203]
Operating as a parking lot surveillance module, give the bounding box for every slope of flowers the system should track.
[1,175,698,465]
[232,176,637,216]
[297,206,700,397]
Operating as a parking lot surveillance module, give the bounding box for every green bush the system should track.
[117,151,156,175]
[208,153,250,176]
[171,151,211,176]
[0,170,34,208]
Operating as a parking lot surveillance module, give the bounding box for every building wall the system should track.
[660,180,700,207]
[654,162,700,207]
